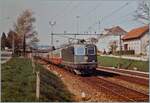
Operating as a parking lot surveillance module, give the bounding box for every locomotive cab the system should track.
[62,44,97,75]
[74,44,97,73]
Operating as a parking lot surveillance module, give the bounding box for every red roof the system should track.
[122,25,149,40]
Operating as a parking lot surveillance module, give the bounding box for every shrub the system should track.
[115,50,135,55]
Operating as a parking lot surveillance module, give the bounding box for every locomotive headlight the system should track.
[84,56,88,61]
[92,60,95,62]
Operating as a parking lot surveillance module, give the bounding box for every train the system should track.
[38,43,97,75]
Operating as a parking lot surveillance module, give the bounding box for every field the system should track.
[1,57,73,102]
[97,56,149,72]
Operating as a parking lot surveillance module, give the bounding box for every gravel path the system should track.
[45,64,119,102]
[37,60,149,102]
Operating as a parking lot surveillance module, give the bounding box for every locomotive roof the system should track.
[62,43,96,49]
[50,43,96,52]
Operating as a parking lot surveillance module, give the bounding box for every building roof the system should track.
[122,25,149,40]
[104,26,127,36]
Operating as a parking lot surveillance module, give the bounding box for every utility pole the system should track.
[88,26,92,34]
[119,35,122,53]
[98,21,101,34]
[12,33,15,56]
[76,16,80,39]
[118,34,122,69]
[31,49,35,74]
[98,20,101,39]
[36,71,40,100]
[30,47,40,100]
[49,21,56,62]
[88,26,92,43]
[49,21,56,46]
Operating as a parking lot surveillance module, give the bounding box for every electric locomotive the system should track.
[61,43,97,74]
[40,42,97,75]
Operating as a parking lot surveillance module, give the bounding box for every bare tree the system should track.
[13,9,38,56]
[134,0,149,24]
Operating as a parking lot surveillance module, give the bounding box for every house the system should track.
[97,26,127,53]
[122,25,149,55]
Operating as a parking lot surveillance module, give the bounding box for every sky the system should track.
[0,0,146,46]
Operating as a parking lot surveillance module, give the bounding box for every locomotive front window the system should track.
[75,47,85,55]
[87,47,95,55]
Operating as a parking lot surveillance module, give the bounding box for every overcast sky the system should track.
[0,0,146,46]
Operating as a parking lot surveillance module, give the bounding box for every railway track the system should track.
[98,77,149,97]
[81,77,149,102]
[37,59,149,102]
[97,67,149,86]
[98,66,149,78]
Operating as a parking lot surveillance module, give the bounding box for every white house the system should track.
[122,25,149,55]
[97,26,126,53]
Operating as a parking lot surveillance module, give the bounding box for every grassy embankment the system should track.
[1,57,73,102]
[97,56,149,72]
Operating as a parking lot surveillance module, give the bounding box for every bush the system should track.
[115,50,135,55]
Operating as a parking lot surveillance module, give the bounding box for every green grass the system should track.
[1,57,74,102]
[97,56,149,72]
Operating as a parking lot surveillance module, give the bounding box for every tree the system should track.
[1,32,7,50]
[6,30,14,48]
[6,30,21,49]
[13,9,38,56]
[134,1,149,24]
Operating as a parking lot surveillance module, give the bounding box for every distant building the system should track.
[122,25,149,55]
[97,26,127,53]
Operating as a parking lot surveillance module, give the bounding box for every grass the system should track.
[97,56,149,72]
[1,57,74,102]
